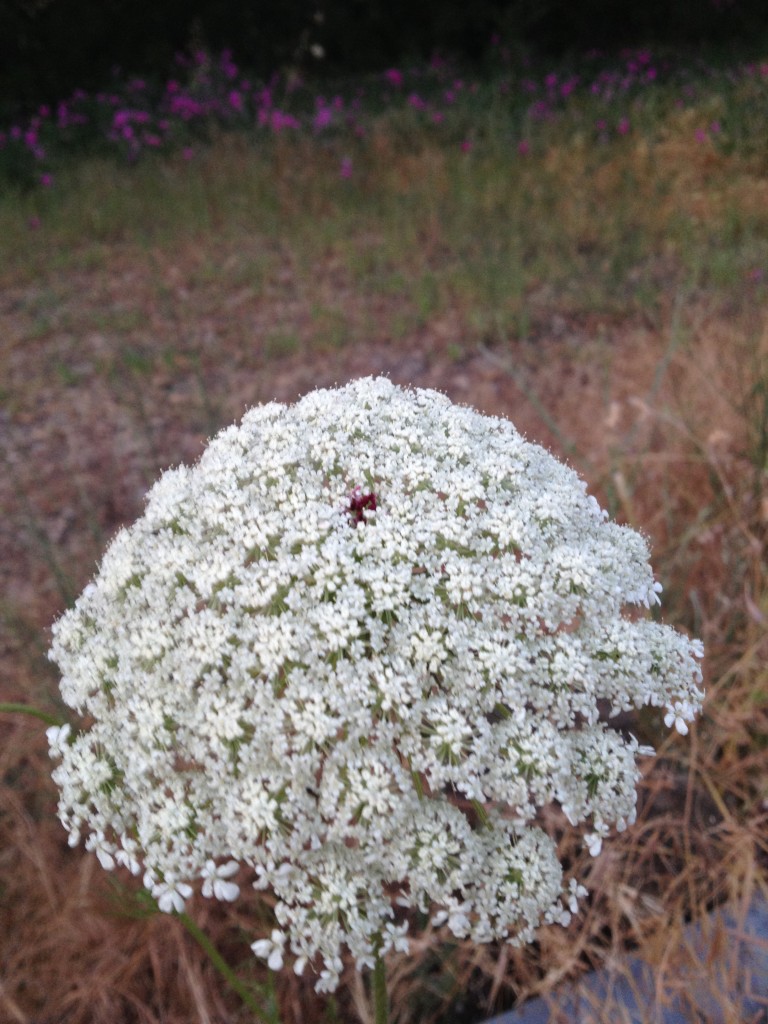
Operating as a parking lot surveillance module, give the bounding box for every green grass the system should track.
[2,68,768,343]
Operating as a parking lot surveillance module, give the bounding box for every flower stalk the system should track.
[371,950,389,1024]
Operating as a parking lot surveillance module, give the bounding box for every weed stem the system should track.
[0,702,64,726]
[177,912,271,1020]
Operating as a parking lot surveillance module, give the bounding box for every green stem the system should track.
[177,911,268,1020]
[471,798,491,827]
[0,702,64,726]
[372,949,389,1024]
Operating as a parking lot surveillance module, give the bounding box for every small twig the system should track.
[478,342,593,474]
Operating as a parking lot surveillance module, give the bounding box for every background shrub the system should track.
[3,0,768,118]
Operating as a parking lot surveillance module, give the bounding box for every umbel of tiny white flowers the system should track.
[47,376,704,994]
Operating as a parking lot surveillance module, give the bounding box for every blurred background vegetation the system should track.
[4,0,768,117]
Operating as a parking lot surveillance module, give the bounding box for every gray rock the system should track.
[485,894,768,1024]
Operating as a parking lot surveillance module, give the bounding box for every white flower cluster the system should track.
[48,377,704,992]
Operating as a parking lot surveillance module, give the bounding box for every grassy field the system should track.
[1,46,767,1024]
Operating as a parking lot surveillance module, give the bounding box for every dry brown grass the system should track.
[2,130,767,1023]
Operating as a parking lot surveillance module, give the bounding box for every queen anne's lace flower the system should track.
[48,377,704,991]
